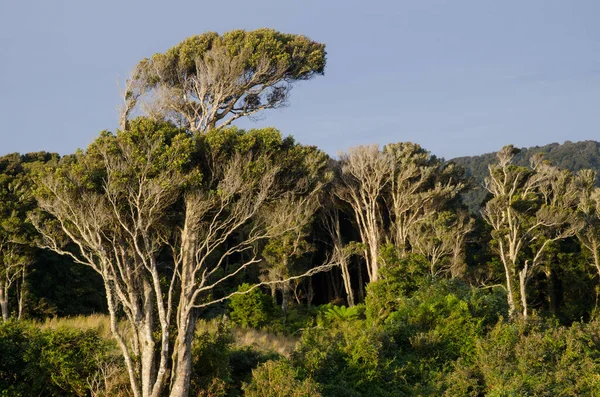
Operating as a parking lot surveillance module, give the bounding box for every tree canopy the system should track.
[121,29,327,133]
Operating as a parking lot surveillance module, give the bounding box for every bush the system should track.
[191,319,234,397]
[442,318,600,396]
[291,319,405,397]
[229,284,277,329]
[0,320,117,397]
[365,252,430,324]
[243,360,321,397]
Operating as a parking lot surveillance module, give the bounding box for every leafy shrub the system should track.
[0,320,117,397]
[442,318,600,396]
[229,347,279,393]
[243,360,321,397]
[229,284,277,329]
[291,319,404,397]
[191,320,234,397]
[365,252,430,323]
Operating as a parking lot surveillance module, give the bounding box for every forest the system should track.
[3,29,600,397]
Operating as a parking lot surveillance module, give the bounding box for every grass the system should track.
[232,326,298,357]
[36,314,299,357]
[37,313,114,339]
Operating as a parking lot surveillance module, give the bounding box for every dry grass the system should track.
[36,314,299,358]
[231,326,298,357]
[35,313,134,344]
[195,317,299,357]
[37,314,113,337]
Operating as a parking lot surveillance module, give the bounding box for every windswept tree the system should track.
[31,119,330,397]
[384,142,468,261]
[121,29,326,133]
[334,142,469,283]
[482,146,581,320]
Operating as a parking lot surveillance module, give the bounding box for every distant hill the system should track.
[451,140,600,212]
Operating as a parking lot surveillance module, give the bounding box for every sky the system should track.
[0,0,599,160]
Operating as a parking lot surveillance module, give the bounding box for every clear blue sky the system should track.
[1,0,599,159]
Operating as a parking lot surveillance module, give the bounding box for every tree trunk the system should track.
[169,309,198,397]
[357,260,365,302]
[0,284,8,321]
[307,278,314,307]
[270,284,277,304]
[544,266,557,315]
[502,257,518,320]
[340,262,355,307]
[594,248,600,282]
[519,264,529,320]
[331,270,341,300]
[17,268,26,320]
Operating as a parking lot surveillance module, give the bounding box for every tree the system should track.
[335,145,393,282]
[408,211,474,277]
[0,152,53,321]
[334,143,468,284]
[575,169,600,281]
[482,146,581,320]
[121,29,326,133]
[32,120,331,397]
[322,204,356,306]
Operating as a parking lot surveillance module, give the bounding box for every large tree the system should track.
[121,29,326,133]
[482,146,581,320]
[32,119,330,397]
[334,143,468,283]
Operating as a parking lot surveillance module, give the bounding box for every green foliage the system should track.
[133,29,326,133]
[229,284,278,329]
[244,359,322,397]
[229,347,280,394]
[153,28,326,83]
[323,304,364,323]
[0,152,54,319]
[0,320,116,396]
[365,252,430,323]
[384,281,484,365]
[443,318,600,396]
[190,320,234,397]
[292,319,403,397]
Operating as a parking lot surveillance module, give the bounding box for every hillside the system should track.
[452,140,600,212]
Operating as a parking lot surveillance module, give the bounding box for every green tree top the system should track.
[122,28,327,134]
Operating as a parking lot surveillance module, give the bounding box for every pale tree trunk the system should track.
[366,206,381,281]
[544,265,557,315]
[497,240,518,319]
[519,263,529,320]
[0,283,8,321]
[169,308,198,397]
[169,219,198,397]
[340,263,355,307]
[139,280,157,397]
[17,268,26,320]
